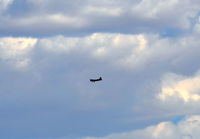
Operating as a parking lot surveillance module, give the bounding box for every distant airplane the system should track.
[90,77,102,82]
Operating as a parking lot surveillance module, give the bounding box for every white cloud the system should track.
[82,115,200,139]
[0,33,167,73]
[0,31,199,72]
[34,33,176,70]
[154,70,200,117]
[0,37,37,69]
[158,71,200,103]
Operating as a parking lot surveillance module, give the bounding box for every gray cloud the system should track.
[0,31,200,138]
[0,0,13,13]
[1,0,200,36]
[1,1,200,137]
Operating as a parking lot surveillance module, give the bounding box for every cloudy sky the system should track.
[1,0,200,139]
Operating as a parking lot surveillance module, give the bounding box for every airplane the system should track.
[90,77,102,82]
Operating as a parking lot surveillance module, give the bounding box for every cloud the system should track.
[83,115,200,139]
[0,14,86,36]
[158,72,200,103]
[33,31,200,72]
[1,33,173,73]
[0,37,37,70]
[1,0,200,36]
[82,5,123,16]
[154,71,200,116]
[31,33,177,70]
[0,0,13,12]
[131,0,199,29]
[1,31,200,73]
[193,17,200,34]
[1,0,200,139]
[0,32,200,138]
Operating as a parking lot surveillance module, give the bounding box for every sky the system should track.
[1,0,200,139]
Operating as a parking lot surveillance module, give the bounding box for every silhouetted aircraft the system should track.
[90,77,102,82]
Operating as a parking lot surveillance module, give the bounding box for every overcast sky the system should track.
[1,0,200,139]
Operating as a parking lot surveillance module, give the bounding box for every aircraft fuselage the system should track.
[90,77,102,82]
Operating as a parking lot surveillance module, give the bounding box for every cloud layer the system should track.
[83,115,200,139]
[1,0,200,36]
[1,0,200,138]
[0,31,200,138]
